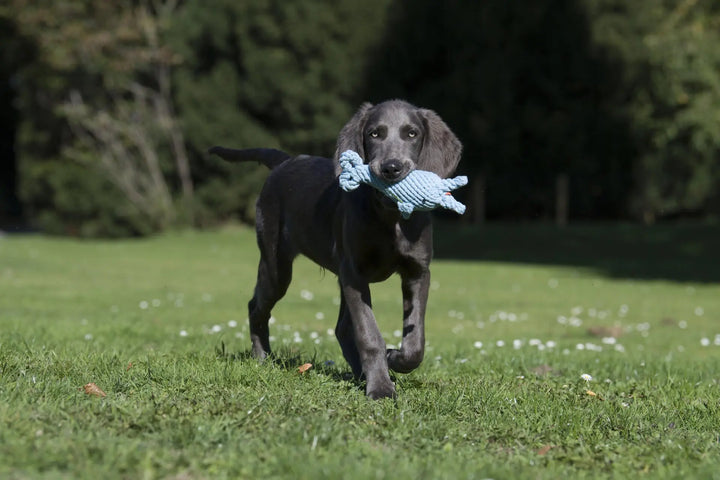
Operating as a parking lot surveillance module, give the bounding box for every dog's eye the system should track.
[407,130,417,138]
[369,130,379,138]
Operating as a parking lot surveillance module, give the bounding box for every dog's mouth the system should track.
[370,159,415,183]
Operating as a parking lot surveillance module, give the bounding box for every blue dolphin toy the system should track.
[338,150,468,219]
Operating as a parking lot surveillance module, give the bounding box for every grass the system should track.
[1,222,719,479]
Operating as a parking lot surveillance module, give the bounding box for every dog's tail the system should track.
[208,146,291,170]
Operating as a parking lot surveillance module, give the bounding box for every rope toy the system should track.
[338,150,467,219]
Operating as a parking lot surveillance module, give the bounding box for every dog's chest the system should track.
[350,241,399,282]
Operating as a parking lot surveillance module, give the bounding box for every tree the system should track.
[575,0,720,222]
[60,1,194,230]
[4,0,194,235]
[166,0,392,224]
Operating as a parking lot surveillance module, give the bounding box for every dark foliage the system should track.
[1,0,718,235]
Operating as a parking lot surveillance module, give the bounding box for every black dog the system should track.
[209,100,462,399]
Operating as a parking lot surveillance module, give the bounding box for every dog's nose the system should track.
[380,159,403,181]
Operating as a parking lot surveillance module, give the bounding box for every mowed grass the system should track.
[1,223,719,479]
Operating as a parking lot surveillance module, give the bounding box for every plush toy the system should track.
[338,150,468,219]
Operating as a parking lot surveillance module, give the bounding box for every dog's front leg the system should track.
[387,266,429,373]
[339,262,395,400]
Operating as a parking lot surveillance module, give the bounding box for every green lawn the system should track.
[1,223,719,479]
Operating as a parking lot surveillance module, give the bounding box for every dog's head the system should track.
[334,100,462,182]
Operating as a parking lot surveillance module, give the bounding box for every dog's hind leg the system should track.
[247,212,294,360]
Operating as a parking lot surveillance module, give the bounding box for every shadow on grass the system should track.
[215,341,364,392]
[434,221,720,283]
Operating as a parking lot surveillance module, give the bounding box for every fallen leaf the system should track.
[586,390,604,400]
[126,361,133,371]
[82,383,106,397]
[298,363,313,374]
[537,445,553,455]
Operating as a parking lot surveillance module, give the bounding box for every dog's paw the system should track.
[386,348,423,373]
[366,378,396,400]
[367,385,396,400]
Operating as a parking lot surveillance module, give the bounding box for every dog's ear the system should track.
[334,102,373,175]
[418,109,463,178]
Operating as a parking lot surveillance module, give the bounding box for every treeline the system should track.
[1,0,718,236]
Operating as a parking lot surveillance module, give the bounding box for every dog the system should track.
[209,100,462,399]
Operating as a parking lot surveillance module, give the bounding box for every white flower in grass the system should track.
[580,373,593,382]
[179,330,188,337]
[228,320,238,328]
[210,324,222,333]
[513,339,523,349]
[300,289,314,301]
[700,337,710,347]
[694,307,704,316]
[393,330,403,338]
[84,333,93,341]
[315,312,325,320]
[139,300,149,310]
[473,341,483,349]
[496,340,505,347]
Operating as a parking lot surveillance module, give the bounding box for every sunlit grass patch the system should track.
[1,224,719,479]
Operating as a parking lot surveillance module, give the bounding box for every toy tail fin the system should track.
[207,146,291,170]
